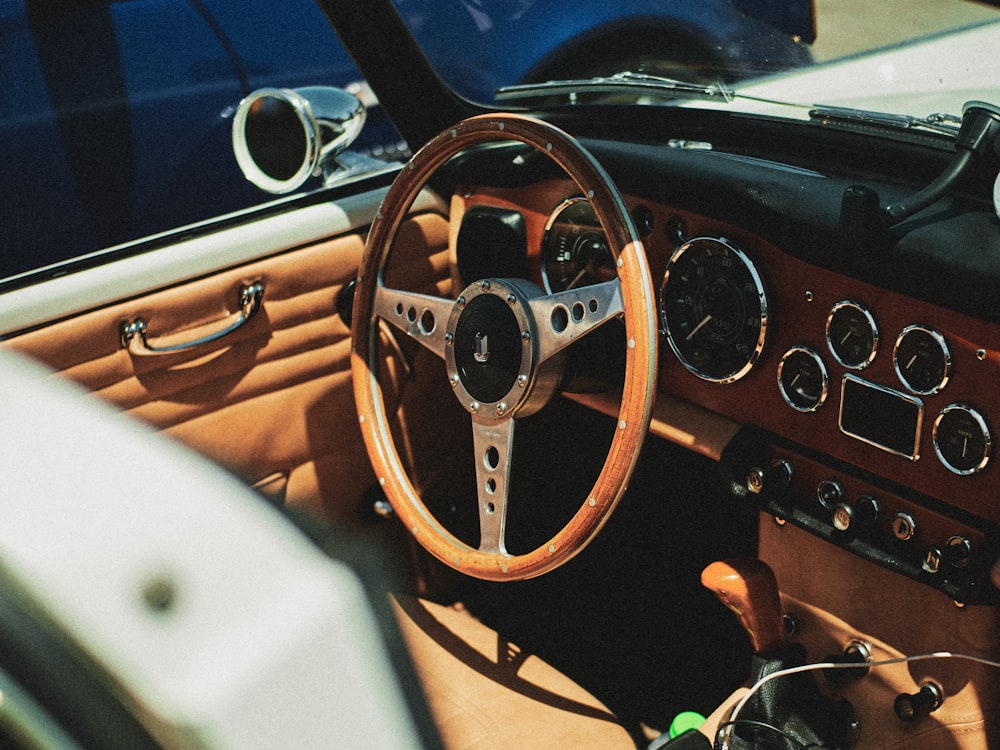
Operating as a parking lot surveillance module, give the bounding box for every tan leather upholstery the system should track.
[4,214,451,524]
[6,210,636,747]
[392,595,635,749]
[760,519,1000,749]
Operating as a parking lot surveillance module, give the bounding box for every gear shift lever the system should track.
[701,558,784,654]
[701,559,859,749]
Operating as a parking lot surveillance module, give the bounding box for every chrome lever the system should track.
[120,282,264,357]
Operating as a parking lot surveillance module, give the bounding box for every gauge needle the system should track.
[686,314,713,341]
[840,330,853,345]
[906,354,918,369]
[566,262,592,290]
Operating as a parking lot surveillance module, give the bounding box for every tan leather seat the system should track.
[393,595,636,749]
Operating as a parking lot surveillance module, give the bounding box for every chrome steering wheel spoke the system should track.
[528,278,624,364]
[471,415,515,556]
[372,283,454,360]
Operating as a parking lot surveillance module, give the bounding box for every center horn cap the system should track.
[446,279,545,418]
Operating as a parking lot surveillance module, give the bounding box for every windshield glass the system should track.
[3,0,999,286]
[401,0,1000,120]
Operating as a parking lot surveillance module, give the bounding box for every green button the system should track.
[668,710,706,738]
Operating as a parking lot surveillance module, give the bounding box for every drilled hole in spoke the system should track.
[484,446,500,470]
[395,302,404,316]
[550,305,569,333]
[486,478,497,494]
[589,298,599,313]
[572,302,585,322]
[485,501,496,514]
[406,306,417,323]
[419,309,436,334]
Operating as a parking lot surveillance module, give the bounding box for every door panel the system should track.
[3,199,452,523]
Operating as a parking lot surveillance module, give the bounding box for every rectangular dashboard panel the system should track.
[839,375,923,460]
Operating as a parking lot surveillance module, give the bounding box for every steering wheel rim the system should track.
[351,114,657,580]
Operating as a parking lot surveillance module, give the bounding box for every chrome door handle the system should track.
[120,282,264,356]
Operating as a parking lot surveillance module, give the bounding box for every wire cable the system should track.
[714,651,1000,750]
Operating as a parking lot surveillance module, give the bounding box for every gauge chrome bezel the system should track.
[659,236,768,384]
[932,403,992,475]
[993,172,1000,222]
[826,300,878,370]
[892,324,951,395]
[777,345,829,412]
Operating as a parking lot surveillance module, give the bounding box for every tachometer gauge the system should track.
[893,324,950,395]
[826,300,878,369]
[659,237,768,383]
[541,198,616,293]
[933,404,991,475]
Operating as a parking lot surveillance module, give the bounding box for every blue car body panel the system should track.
[3,1,249,274]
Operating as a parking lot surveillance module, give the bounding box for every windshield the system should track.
[400,0,1000,121]
[3,0,999,286]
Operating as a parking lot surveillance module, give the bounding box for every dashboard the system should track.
[448,136,1000,606]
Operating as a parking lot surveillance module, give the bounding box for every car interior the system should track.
[3,1,1000,748]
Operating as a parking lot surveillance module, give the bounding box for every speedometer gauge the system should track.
[659,237,768,383]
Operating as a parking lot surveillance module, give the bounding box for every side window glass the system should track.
[0,0,381,282]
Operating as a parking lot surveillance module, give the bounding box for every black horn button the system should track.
[454,293,523,403]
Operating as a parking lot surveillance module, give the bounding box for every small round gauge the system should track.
[893,324,951,395]
[541,198,616,293]
[659,237,768,383]
[778,346,829,412]
[933,404,991,475]
[826,300,878,369]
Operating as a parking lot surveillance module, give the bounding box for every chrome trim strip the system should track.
[0,187,445,337]
[839,374,924,461]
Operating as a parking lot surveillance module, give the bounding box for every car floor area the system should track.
[404,398,760,741]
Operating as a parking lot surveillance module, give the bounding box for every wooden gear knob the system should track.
[701,558,784,655]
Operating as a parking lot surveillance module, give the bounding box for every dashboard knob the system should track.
[746,459,792,496]
[816,479,844,509]
[891,512,917,541]
[824,640,872,685]
[766,459,793,489]
[946,535,973,568]
[922,546,945,574]
[746,466,766,495]
[923,535,973,574]
[894,683,942,722]
[832,495,879,532]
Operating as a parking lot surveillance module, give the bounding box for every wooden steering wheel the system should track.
[351,114,657,580]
